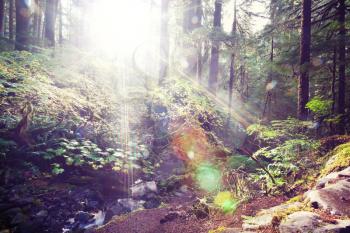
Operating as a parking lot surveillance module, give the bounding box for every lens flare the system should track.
[214,191,239,213]
[195,163,222,192]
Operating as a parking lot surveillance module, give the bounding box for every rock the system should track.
[305,179,350,216]
[0,230,10,233]
[279,211,321,233]
[143,197,161,209]
[130,181,157,198]
[314,219,350,233]
[35,210,48,218]
[74,211,94,224]
[243,214,275,230]
[242,202,303,231]
[86,200,100,211]
[3,207,22,218]
[222,228,255,233]
[160,211,180,224]
[316,167,350,189]
[192,201,209,220]
[0,203,14,212]
[11,212,28,225]
[155,150,186,181]
[109,202,130,216]
[118,198,145,212]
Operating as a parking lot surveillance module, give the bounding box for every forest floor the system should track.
[94,195,286,233]
[1,50,350,233]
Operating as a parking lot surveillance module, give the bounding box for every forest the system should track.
[0,0,349,232]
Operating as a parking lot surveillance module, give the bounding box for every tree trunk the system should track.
[208,0,222,94]
[58,0,62,44]
[337,0,346,133]
[197,42,203,82]
[298,0,311,120]
[159,0,169,85]
[228,0,237,109]
[332,47,337,114]
[33,0,39,43]
[44,0,58,47]
[15,0,31,50]
[0,0,4,36]
[9,0,14,40]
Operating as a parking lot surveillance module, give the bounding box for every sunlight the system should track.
[88,0,158,57]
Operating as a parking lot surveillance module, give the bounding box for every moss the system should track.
[321,142,350,177]
[271,204,312,227]
[208,226,227,233]
[286,195,303,204]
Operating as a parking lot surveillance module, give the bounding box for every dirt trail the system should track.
[93,195,286,233]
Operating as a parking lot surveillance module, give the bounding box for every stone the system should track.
[130,181,157,198]
[316,167,350,189]
[279,211,321,233]
[74,211,94,224]
[242,202,303,231]
[3,207,22,218]
[305,179,350,216]
[160,211,180,224]
[118,198,145,212]
[314,219,350,233]
[242,214,275,230]
[109,202,130,216]
[35,210,48,218]
[11,212,28,225]
[143,197,161,209]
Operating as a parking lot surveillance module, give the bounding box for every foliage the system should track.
[29,138,149,174]
[227,155,257,172]
[247,118,314,144]
[247,119,319,193]
[306,97,332,117]
[321,142,350,177]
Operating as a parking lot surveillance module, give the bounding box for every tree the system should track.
[159,0,169,84]
[58,0,63,44]
[208,0,222,94]
[337,0,346,133]
[15,0,31,50]
[298,0,312,120]
[0,0,4,36]
[183,0,203,78]
[228,0,237,109]
[44,0,58,47]
[9,0,14,40]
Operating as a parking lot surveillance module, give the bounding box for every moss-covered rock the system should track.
[321,142,350,177]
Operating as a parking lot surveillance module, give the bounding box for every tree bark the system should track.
[208,0,222,94]
[337,0,346,133]
[159,0,169,85]
[9,0,14,40]
[332,47,337,114]
[33,0,39,43]
[298,0,312,120]
[228,0,237,109]
[58,0,62,44]
[44,0,58,47]
[0,0,4,36]
[15,0,31,50]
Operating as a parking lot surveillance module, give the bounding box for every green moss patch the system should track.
[321,142,350,177]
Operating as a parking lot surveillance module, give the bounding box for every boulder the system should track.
[305,167,350,216]
[118,198,145,212]
[314,219,350,233]
[242,202,302,231]
[131,181,157,198]
[279,211,321,233]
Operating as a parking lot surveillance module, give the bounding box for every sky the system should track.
[66,0,270,56]
[223,0,270,33]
